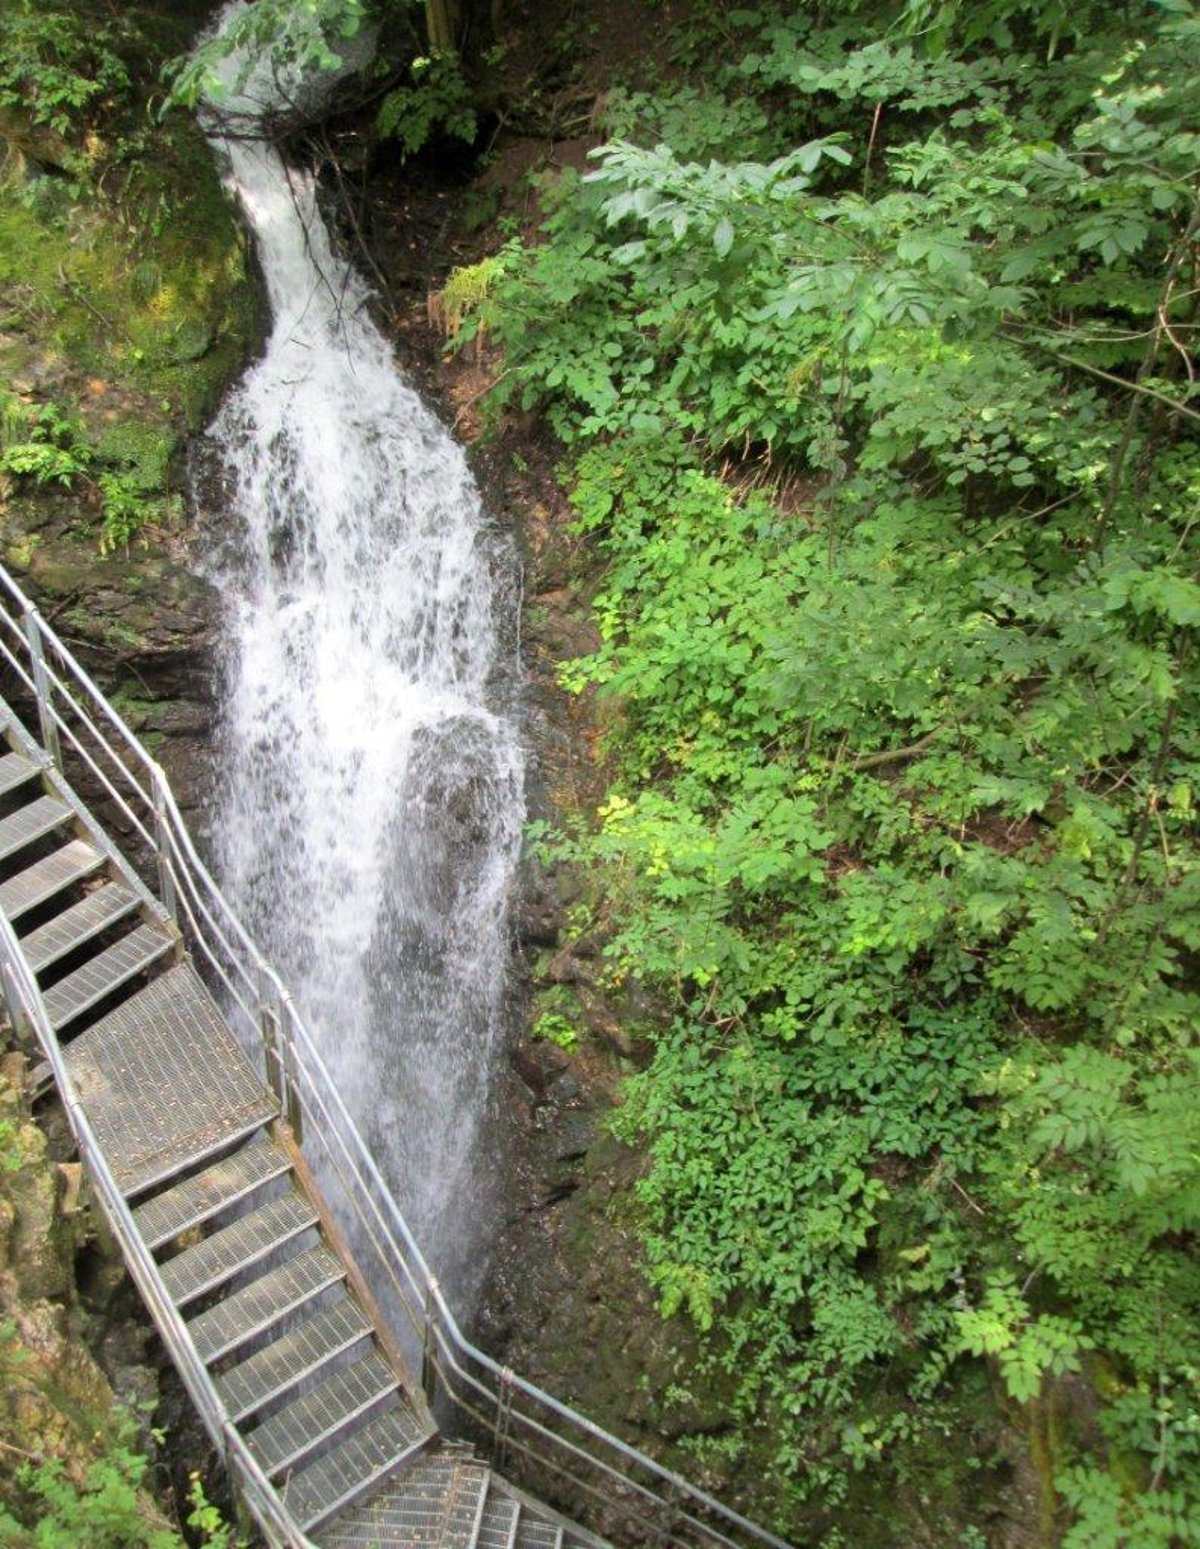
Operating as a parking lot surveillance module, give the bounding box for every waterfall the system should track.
[194,7,524,1305]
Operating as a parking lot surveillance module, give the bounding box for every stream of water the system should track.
[194,10,524,1306]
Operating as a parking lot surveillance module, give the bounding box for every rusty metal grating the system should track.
[188,1244,345,1364]
[476,1487,520,1549]
[516,1515,564,1549]
[0,750,37,797]
[159,1188,318,1306]
[314,1456,490,1549]
[247,1350,408,1477]
[291,1412,449,1536]
[0,794,70,861]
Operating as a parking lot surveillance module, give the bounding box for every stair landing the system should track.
[65,962,277,1196]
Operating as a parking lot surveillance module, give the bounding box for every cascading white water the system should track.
[195,9,524,1304]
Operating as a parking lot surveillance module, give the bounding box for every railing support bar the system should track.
[421,1281,440,1409]
[258,966,286,1109]
[495,1365,514,1473]
[152,774,178,922]
[22,610,61,770]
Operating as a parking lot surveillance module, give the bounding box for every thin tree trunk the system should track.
[425,0,458,51]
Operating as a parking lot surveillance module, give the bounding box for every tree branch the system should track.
[850,728,943,771]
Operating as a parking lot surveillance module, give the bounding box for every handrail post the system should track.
[1,960,31,1050]
[277,992,303,1143]
[22,609,61,770]
[258,967,286,1108]
[151,774,178,922]
[494,1365,514,1473]
[420,1281,440,1408]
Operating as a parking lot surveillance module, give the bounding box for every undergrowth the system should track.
[453,0,1200,1541]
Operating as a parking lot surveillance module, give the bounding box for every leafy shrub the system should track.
[479,1,1200,1536]
[0,5,131,139]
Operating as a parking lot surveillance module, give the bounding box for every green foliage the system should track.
[1,397,177,553]
[376,51,476,157]
[0,402,91,488]
[0,1312,233,1548]
[0,1368,182,1549]
[486,0,1200,1536]
[0,1117,28,1173]
[0,1447,179,1549]
[185,1473,241,1549]
[0,4,131,139]
[432,246,515,345]
[532,1012,578,1051]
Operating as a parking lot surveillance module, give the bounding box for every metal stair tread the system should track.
[0,839,103,919]
[133,1131,291,1251]
[42,920,174,1030]
[20,883,140,974]
[0,794,71,861]
[516,1516,564,1549]
[215,1295,374,1422]
[187,1244,345,1364]
[475,1486,520,1549]
[443,1463,491,1548]
[160,1188,318,1306]
[64,962,277,1197]
[0,750,37,797]
[246,1350,411,1479]
[314,1455,491,1549]
[287,1410,445,1536]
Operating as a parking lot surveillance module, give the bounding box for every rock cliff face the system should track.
[6,538,221,812]
[0,1052,190,1540]
[1,0,261,815]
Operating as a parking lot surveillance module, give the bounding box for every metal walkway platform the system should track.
[0,563,791,1549]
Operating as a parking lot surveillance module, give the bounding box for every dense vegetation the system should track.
[0,0,253,558]
[443,1,1200,1542]
[6,0,1200,1541]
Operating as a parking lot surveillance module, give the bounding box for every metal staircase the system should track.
[0,562,794,1549]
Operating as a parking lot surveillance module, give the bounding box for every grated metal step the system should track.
[65,963,277,1197]
[286,1407,442,1536]
[188,1244,345,1364]
[314,1455,491,1549]
[444,1463,491,1548]
[515,1514,564,1549]
[0,750,38,797]
[247,1350,410,1479]
[134,1131,291,1252]
[0,839,103,919]
[42,920,174,1030]
[475,1485,520,1549]
[0,794,71,861]
[216,1296,374,1423]
[20,883,140,975]
[161,1188,318,1307]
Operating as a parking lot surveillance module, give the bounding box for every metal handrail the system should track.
[0,561,792,1549]
[0,916,315,1549]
